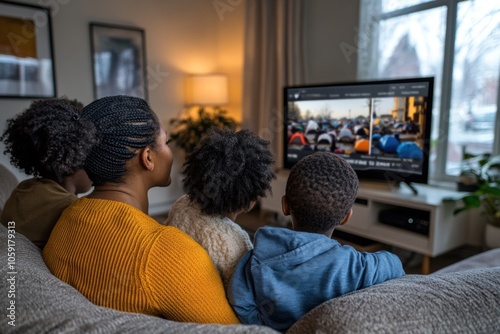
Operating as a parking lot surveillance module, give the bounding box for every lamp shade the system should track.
[185,74,228,106]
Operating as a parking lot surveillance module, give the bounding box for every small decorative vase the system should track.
[485,223,500,249]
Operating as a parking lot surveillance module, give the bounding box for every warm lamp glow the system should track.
[185,74,228,106]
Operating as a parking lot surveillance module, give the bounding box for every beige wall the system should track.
[0,0,359,214]
[0,0,244,213]
[215,0,245,122]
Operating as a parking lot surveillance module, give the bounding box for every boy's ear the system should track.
[281,196,290,216]
[139,147,155,171]
[339,209,353,226]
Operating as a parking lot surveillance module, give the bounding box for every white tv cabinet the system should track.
[261,171,469,274]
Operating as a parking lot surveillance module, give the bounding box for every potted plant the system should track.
[456,151,491,192]
[169,107,239,154]
[454,154,500,248]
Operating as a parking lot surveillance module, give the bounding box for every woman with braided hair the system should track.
[42,95,239,325]
[1,98,97,249]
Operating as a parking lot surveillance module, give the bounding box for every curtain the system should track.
[242,0,305,168]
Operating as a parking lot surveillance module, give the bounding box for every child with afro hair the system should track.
[1,98,97,248]
[229,152,405,331]
[164,127,275,289]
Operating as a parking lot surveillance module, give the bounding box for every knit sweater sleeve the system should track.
[163,195,253,289]
[143,226,240,324]
[215,222,253,288]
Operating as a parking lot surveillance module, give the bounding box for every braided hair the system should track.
[183,127,276,215]
[81,95,160,185]
[1,98,97,179]
[285,152,359,233]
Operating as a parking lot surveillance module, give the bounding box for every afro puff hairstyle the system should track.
[285,152,359,233]
[183,127,276,215]
[81,95,160,185]
[1,98,97,179]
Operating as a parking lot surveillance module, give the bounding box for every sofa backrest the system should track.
[0,163,18,214]
[288,266,500,333]
[0,225,278,333]
[3,223,500,334]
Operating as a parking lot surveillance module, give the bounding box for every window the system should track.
[358,0,500,182]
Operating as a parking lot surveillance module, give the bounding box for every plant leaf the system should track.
[461,195,482,207]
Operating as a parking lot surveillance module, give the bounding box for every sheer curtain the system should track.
[242,0,305,168]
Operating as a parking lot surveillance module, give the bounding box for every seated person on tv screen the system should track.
[228,152,405,332]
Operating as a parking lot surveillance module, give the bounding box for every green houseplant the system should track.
[169,107,239,154]
[454,154,500,229]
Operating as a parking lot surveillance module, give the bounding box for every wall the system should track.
[214,0,245,122]
[0,0,246,215]
[0,0,359,214]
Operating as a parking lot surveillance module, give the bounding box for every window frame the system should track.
[358,0,500,183]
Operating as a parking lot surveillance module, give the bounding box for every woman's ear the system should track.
[139,147,155,171]
[339,208,353,226]
[281,196,290,216]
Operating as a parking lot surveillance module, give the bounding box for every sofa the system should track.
[0,163,18,214]
[1,224,500,334]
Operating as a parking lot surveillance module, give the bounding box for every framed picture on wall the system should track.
[90,23,148,101]
[0,1,57,98]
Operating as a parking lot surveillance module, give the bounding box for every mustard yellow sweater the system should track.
[42,198,239,324]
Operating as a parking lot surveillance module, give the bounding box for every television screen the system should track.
[284,77,434,185]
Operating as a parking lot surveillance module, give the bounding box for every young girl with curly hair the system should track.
[1,98,97,248]
[164,127,275,289]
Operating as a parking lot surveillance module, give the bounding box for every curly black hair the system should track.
[81,95,160,185]
[183,127,276,215]
[285,152,359,233]
[1,98,97,179]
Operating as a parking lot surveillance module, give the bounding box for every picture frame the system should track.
[90,22,148,101]
[0,0,56,98]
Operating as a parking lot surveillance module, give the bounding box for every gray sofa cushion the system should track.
[3,222,500,334]
[0,163,18,213]
[288,268,500,334]
[0,225,278,334]
[433,248,500,274]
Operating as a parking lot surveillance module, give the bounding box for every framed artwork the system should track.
[90,23,148,101]
[0,1,56,98]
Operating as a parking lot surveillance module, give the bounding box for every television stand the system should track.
[356,180,419,196]
[260,171,470,274]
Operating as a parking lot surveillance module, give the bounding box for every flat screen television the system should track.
[284,77,434,190]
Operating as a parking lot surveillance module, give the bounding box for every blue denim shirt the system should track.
[228,226,405,332]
